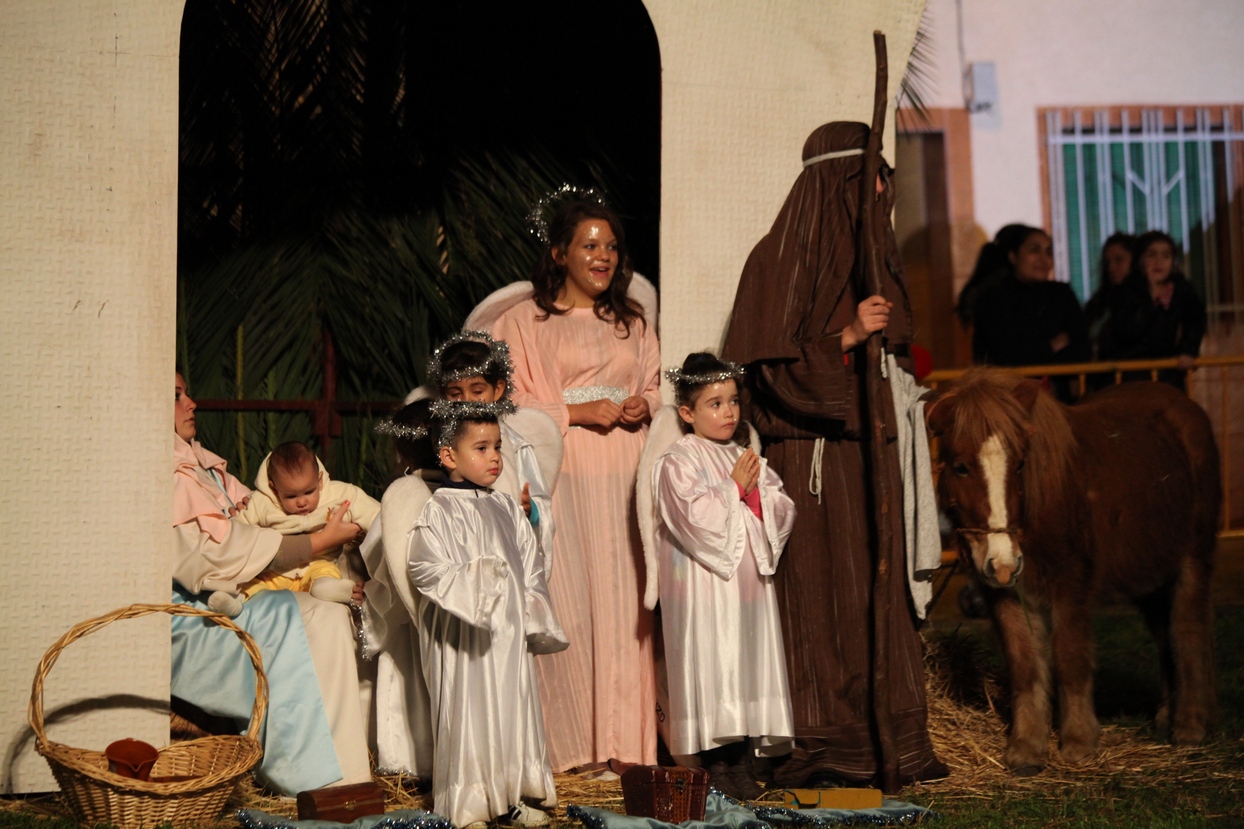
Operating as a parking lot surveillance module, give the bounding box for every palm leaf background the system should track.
[178,0,657,493]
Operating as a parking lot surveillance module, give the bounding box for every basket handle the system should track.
[28,603,268,746]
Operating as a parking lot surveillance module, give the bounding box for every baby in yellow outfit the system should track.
[207,442,380,616]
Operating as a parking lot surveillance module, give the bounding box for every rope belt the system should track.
[808,437,825,505]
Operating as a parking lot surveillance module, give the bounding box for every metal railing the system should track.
[925,355,1244,538]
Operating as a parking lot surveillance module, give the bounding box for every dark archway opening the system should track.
[177,0,660,492]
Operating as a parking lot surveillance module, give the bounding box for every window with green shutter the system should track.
[1041,106,1244,317]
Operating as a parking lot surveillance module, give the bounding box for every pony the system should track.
[924,368,1219,775]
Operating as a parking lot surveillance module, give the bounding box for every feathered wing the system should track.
[508,407,564,493]
[403,384,436,406]
[373,475,434,621]
[637,405,687,609]
[461,272,657,336]
[463,280,536,333]
[745,421,762,454]
[629,273,659,333]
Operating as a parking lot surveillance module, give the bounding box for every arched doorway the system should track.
[177,0,661,491]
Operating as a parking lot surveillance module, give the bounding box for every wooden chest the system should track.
[620,765,710,823]
[296,781,387,822]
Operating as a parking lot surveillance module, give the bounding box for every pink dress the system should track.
[493,299,661,770]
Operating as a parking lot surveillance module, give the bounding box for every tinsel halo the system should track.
[426,330,513,399]
[663,360,746,388]
[428,398,517,447]
[526,183,609,245]
[373,418,428,442]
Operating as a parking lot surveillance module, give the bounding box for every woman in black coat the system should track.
[1099,230,1206,390]
[971,225,1090,400]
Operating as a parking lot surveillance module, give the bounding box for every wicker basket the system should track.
[29,603,268,828]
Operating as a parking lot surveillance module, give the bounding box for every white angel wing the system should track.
[637,405,687,610]
[629,273,659,333]
[402,384,436,406]
[745,420,762,454]
[464,281,535,333]
[378,475,434,619]
[508,407,564,492]
[462,272,658,335]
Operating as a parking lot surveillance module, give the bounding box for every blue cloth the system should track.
[171,585,342,793]
[567,792,934,829]
[234,809,454,829]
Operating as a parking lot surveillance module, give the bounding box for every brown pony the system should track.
[925,368,1219,775]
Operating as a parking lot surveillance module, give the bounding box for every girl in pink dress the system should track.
[489,200,661,771]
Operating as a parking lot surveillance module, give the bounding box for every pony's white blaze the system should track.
[979,433,1020,585]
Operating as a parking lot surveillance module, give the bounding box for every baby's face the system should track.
[271,464,322,516]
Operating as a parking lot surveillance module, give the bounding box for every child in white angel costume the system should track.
[638,352,797,800]
[408,399,567,829]
[357,334,562,783]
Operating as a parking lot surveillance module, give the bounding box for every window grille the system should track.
[1041,105,1244,318]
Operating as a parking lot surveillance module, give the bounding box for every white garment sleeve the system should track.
[172,520,282,594]
[408,505,509,629]
[654,452,747,581]
[754,460,798,575]
[510,497,568,655]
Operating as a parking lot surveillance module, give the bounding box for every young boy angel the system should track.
[207,441,379,616]
[409,399,567,829]
[419,330,560,571]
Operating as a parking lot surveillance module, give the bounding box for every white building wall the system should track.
[920,0,1244,237]
[0,1,181,793]
[645,0,925,376]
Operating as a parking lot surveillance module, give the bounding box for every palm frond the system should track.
[896,6,935,126]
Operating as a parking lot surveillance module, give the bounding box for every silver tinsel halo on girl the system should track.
[526,183,609,244]
[426,330,513,398]
[663,360,746,389]
[428,398,517,447]
[373,418,429,442]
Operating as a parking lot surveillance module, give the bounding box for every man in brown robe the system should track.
[722,122,947,787]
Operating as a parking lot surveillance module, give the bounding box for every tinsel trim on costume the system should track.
[561,385,629,406]
[428,398,516,447]
[751,803,935,826]
[426,330,514,396]
[357,601,378,661]
[664,361,746,389]
[526,183,609,244]
[565,791,934,829]
[234,809,454,829]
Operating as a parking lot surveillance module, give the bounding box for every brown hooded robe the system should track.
[722,122,945,786]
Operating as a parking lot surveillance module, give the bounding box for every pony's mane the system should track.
[941,367,1076,519]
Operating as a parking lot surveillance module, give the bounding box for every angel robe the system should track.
[409,485,567,827]
[653,434,797,756]
[491,298,662,769]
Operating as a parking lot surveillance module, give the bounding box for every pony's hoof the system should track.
[1004,745,1047,775]
[1172,723,1207,745]
[1059,742,1096,765]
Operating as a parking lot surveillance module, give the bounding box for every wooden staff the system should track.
[857,30,901,794]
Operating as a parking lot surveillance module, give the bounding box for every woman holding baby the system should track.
[170,372,371,794]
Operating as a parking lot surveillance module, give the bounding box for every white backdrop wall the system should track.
[919,0,1244,237]
[0,0,924,792]
[0,1,181,793]
[645,0,925,379]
